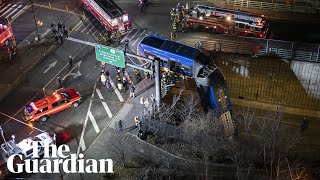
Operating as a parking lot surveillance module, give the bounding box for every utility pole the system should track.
[31,1,41,41]
[0,126,8,149]
[124,52,161,110]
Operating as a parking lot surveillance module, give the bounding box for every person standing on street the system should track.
[57,77,62,89]
[59,33,64,44]
[58,21,63,32]
[118,120,123,133]
[100,73,107,86]
[55,33,59,45]
[129,84,135,98]
[63,26,69,38]
[68,56,73,68]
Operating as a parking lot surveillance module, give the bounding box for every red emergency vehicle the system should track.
[82,0,131,34]
[22,88,81,122]
[0,23,14,47]
[186,5,269,38]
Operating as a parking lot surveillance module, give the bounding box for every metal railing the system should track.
[225,0,320,13]
[199,36,320,62]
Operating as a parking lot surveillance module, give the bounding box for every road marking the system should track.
[88,110,100,133]
[77,100,93,155]
[62,61,82,80]
[102,102,113,118]
[0,4,16,18]
[41,29,51,39]
[109,103,134,129]
[67,37,95,47]
[132,30,146,46]
[92,29,99,35]
[0,4,10,13]
[86,74,89,77]
[43,44,87,89]
[43,60,57,73]
[72,21,83,32]
[87,22,97,34]
[95,88,104,99]
[5,4,21,18]
[120,29,133,43]
[128,29,140,41]
[108,77,124,102]
[11,5,29,21]
[29,131,34,136]
[75,23,83,32]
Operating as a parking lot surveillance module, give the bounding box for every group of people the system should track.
[170,3,189,32]
[97,31,121,45]
[100,64,136,97]
[51,21,69,45]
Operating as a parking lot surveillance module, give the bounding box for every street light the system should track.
[30,1,41,41]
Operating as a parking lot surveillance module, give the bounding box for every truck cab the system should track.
[22,88,81,122]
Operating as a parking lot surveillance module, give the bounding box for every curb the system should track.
[231,97,320,118]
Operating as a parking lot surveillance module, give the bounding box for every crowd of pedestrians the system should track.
[51,21,69,45]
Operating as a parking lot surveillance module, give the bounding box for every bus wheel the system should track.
[40,116,48,122]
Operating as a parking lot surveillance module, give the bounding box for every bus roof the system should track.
[140,36,199,60]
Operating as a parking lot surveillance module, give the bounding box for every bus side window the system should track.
[181,65,191,75]
[255,27,260,32]
[235,23,238,28]
[245,25,250,30]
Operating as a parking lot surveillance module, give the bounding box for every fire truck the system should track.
[82,0,131,34]
[184,4,269,38]
[0,23,14,47]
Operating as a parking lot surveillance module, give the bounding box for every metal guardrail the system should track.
[226,0,320,13]
[199,36,320,62]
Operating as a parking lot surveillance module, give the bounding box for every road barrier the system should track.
[225,0,320,13]
[199,36,320,63]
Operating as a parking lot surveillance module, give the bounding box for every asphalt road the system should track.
[0,0,319,178]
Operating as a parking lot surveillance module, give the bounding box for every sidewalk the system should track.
[0,12,81,102]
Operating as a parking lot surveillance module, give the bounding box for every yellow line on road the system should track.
[33,3,84,17]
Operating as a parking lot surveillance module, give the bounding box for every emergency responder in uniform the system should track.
[172,19,178,32]
[58,21,63,32]
[98,33,103,43]
[170,8,176,21]
[55,33,59,44]
[105,31,112,44]
[63,26,69,38]
[181,18,187,32]
[59,32,64,44]
[134,69,141,81]
[117,80,124,93]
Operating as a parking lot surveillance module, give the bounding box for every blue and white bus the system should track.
[137,35,234,127]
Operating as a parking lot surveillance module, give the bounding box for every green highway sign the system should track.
[95,44,125,68]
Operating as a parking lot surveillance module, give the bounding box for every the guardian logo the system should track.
[7,143,114,174]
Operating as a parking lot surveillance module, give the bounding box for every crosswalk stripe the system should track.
[87,23,97,34]
[74,22,83,31]
[120,29,133,43]
[96,88,104,99]
[88,110,100,134]
[128,29,140,41]
[67,37,96,46]
[108,77,124,102]
[0,4,10,13]
[0,4,16,17]
[132,29,146,46]
[11,5,28,20]
[102,102,113,118]
[92,29,99,35]
[5,4,22,18]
